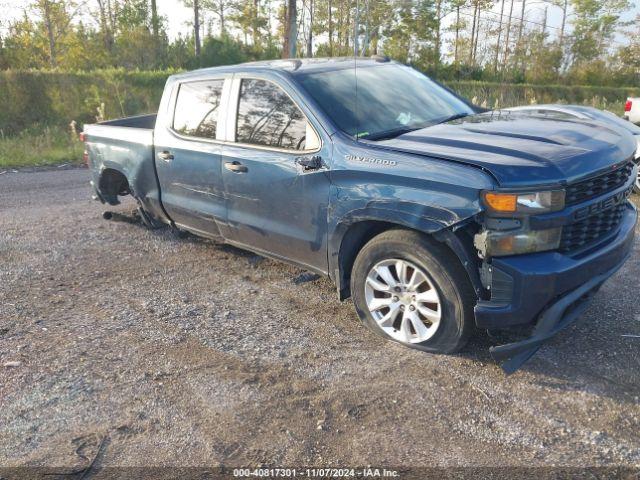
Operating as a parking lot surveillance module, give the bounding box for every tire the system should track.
[634,168,640,195]
[350,229,476,354]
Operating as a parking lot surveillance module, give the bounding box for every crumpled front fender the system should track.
[327,190,484,299]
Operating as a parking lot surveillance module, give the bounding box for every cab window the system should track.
[236,79,308,150]
[173,79,224,139]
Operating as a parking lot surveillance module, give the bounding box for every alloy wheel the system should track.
[364,258,442,343]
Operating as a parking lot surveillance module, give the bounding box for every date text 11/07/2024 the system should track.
[233,468,400,477]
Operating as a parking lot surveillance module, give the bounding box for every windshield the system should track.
[296,63,474,140]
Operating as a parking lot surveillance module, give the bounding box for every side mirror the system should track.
[295,155,323,171]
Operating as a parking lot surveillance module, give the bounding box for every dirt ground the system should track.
[1,167,640,474]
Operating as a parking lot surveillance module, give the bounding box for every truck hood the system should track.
[376,111,637,187]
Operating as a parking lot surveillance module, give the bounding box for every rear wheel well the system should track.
[99,168,130,204]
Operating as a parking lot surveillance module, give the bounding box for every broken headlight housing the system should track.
[474,227,562,257]
[476,188,566,257]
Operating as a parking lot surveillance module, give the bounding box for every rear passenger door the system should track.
[220,76,331,272]
[154,77,228,237]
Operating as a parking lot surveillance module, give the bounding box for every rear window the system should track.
[173,80,224,139]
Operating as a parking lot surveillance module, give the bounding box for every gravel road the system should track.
[1,168,640,473]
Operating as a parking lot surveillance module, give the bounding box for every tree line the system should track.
[0,0,638,87]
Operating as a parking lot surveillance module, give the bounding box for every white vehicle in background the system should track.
[506,104,640,193]
[625,98,640,125]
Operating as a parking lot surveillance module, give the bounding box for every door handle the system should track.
[295,155,323,171]
[158,151,174,161]
[224,161,248,173]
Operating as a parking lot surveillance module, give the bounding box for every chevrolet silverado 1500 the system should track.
[84,57,638,373]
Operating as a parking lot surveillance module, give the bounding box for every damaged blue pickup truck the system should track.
[83,57,638,373]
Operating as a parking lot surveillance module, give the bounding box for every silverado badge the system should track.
[345,154,397,167]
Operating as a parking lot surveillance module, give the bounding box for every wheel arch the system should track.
[330,211,484,301]
[98,167,131,205]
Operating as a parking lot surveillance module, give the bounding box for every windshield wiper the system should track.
[432,112,470,125]
[361,125,423,141]
[361,113,472,141]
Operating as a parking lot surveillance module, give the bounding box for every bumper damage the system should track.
[479,202,636,374]
[489,263,624,374]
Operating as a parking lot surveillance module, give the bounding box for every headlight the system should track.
[482,190,565,214]
[474,227,562,257]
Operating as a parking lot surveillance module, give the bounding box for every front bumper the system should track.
[475,201,636,373]
[475,202,636,329]
[489,263,621,373]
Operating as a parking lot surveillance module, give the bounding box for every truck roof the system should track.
[170,56,393,81]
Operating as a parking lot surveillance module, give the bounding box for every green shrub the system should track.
[0,69,171,136]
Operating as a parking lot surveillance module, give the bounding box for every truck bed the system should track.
[84,113,161,213]
[85,114,156,145]
[98,113,157,129]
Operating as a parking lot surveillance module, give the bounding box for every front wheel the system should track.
[350,229,476,354]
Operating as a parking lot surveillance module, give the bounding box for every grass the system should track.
[0,126,82,169]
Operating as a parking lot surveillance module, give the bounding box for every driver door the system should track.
[220,76,331,273]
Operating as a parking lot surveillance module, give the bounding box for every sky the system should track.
[1,0,639,52]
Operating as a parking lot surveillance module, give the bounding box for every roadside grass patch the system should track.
[0,126,82,168]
